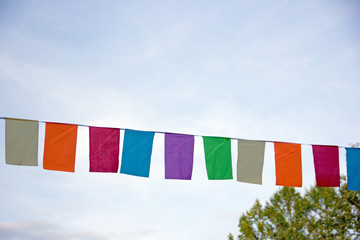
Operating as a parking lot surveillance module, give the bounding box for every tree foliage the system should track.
[229,177,360,240]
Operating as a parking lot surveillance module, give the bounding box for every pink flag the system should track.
[312,145,340,187]
[89,127,120,173]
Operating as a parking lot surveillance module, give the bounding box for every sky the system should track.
[0,0,359,239]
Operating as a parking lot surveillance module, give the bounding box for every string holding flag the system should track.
[89,126,120,173]
[165,133,194,180]
[346,148,360,191]
[203,136,233,180]
[5,118,39,166]
[274,142,302,187]
[43,122,78,172]
[1,116,359,191]
[120,129,155,178]
[312,145,340,187]
[237,140,265,185]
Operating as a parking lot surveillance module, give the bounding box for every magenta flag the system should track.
[165,133,194,180]
[312,145,340,187]
[89,127,120,173]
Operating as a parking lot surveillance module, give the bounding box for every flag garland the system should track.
[165,133,194,180]
[274,142,302,187]
[5,118,39,166]
[1,117,360,191]
[89,126,120,173]
[43,122,78,172]
[312,145,340,187]
[120,129,155,177]
[203,136,233,180]
[237,140,265,185]
[346,148,360,191]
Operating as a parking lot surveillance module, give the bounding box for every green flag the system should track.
[203,136,233,180]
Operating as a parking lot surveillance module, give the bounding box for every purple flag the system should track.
[312,145,340,187]
[89,127,120,173]
[165,133,194,180]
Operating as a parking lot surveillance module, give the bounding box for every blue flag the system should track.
[120,129,155,177]
[346,148,360,191]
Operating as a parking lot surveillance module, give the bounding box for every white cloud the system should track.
[0,221,108,240]
[0,1,359,240]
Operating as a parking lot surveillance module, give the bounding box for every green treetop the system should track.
[229,177,360,240]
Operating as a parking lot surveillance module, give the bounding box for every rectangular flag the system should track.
[120,129,155,177]
[346,148,360,191]
[5,118,39,166]
[165,133,194,180]
[43,122,78,172]
[89,127,120,173]
[312,145,340,187]
[274,142,302,187]
[237,140,265,184]
[203,136,233,180]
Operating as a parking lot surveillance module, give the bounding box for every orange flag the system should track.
[43,122,78,172]
[274,142,302,187]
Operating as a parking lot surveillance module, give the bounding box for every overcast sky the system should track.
[0,1,359,239]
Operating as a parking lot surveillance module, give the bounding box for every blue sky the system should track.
[0,1,359,239]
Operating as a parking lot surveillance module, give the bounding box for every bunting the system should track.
[203,136,233,180]
[165,133,194,180]
[312,145,340,187]
[120,129,155,177]
[346,148,360,191]
[89,127,120,173]
[43,123,78,172]
[274,142,302,187]
[0,116,359,191]
[5,118,39,166]
[237,140,265,185]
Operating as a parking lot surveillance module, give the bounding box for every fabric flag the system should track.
[203,136,233,180]
[165,133,194,180]
[312,145,340,187]
[120,129,155,177]
[346,148,360,191]
[5,118,39,166]
[274,142,302,187]
[237,140,265,184]
[43,123,78,172]
[89,127,120,173]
